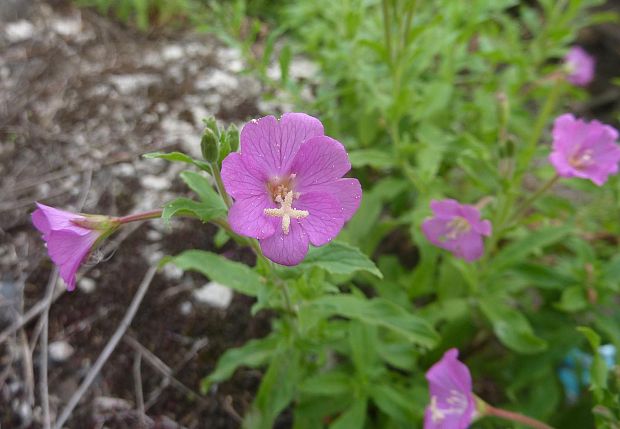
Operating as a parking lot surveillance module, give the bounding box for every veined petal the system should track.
[298,178,362,222]
[33,203,90,237]
[240,113,324,177]
[228,195,277,240]
[221,152,268,199]
[295,192,344,246]
[290,136,351,190]
[259,220,309,266]
[46,230,99,291]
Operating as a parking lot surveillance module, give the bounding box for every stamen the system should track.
[569,149,594,169]
[443,217,471,241]
[429,391,468,423]
[264,191,309,234]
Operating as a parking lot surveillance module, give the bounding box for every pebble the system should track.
[78,277,96,294]
[140,175,170,191]
[4,20,34,42]
[193,282,233,309]
[48,341,74,362]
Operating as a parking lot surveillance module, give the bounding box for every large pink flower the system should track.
[549,113,620,186]
[421,199,492,262]
[564,46,595,87]
[221,113,362,265]
[425,349,476,429]
[32,203,110,291]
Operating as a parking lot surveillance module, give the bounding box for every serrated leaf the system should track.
[479,298,547,354]
[202,335,279,391]
[169,250,262,296]
[308,295,438,348]
[299,242,382,278]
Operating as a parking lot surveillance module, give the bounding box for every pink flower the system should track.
[32,203,114,291]
[549,113,620,186]
[425,349,476,429]
[421,199,492,262]
[564,46,595,87]
[220,113,362,265]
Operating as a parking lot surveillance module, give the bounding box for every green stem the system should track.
[210,163,232,208]
[381,0,393,67]
[400,0,417,51]
[511,174,560,223]
[486,406,556,429]
[515,78,564,184]
[115,209,163,224]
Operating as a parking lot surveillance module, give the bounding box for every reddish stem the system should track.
[115,209,163,224]
[486,406,555,429]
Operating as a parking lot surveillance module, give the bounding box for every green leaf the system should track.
[162,197,225,223]
[299,242,383,278]
[201,335,279,391]
[180,171,226,210]
[169,250,262,296]
[491,226,571,273]
[300,370,354,397]
[555,285,588,312]
[246,349,301,429]
[577,327,608,394]
[479,298,547,354]
[349,149,393,169]
[143,151,210,170]
[370,384,416,423]
[308,295,438,348]
[330,397,367,429]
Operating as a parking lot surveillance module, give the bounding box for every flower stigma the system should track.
[264,190,309,234]
[443,216,471,241]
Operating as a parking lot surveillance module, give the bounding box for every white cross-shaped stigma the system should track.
[264,191,309,234]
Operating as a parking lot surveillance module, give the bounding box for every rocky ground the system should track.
[0,1,297,427]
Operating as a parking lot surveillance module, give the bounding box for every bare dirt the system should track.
[0,1,282,427]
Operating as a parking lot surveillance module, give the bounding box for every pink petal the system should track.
[475,219,492,237]
[259,220,309,266]
[299,178,362,222]
[290,136,351,190]
[295,192,344,246]
[33,203,89,236]
[430,199,462,218]
[221,152,269,199]
[453,231,485,262]
[46,230,98,291]
[240,113,324,177]
[421,217,450,247]
[228,195,277,240]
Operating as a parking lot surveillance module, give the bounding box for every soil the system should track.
[0,1,283,427]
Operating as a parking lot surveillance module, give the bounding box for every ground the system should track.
[0,1,281,427]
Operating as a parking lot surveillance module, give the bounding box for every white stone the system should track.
[5,20,34,42]
[48,341,74,362]
[161,44,184,61]
[179,301,193,315]
[289,57,318,80]
[51,17,82,37]
[163,263,183,280]
[78,277,96,294]
[139,175,170,191]
[195,70,238,92]
[109,74,159,95]
[193,282,233,309]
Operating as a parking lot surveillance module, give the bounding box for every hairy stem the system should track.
[115,209,163,224]
[211,163,232,208]
[511,174,560,223]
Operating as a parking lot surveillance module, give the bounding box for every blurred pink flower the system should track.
[549,113,620,186]
[421,199,492,262]
[564,46,595,87]
[425,349,476,429]
[32,203,112,291]
[221,113,361,266]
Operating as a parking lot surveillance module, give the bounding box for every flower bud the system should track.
[201,127,220,163]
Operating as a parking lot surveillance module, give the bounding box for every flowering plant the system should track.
[25,1,620,428]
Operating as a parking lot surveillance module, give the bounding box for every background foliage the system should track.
[76,0,620,427]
